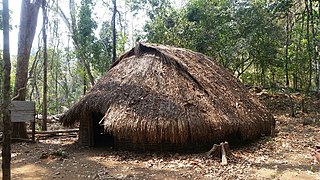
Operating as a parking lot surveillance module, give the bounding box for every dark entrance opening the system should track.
[227,130,244,147]
[92,112,114,147]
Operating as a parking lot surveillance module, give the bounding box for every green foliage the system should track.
[144,0,284,87]
[136,0,320,92]
[76,0,97,52]
[75,0,99,69]
[75,0,127,76]
[130,0,172,19]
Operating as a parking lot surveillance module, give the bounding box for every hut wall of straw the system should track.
[60,43,275,152]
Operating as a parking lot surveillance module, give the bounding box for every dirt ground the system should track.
[1,92,320,180]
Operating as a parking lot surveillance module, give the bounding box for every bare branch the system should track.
[57,6,71,32]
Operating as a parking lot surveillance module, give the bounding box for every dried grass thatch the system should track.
[60,43,275,151]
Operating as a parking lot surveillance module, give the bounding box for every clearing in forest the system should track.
[0,92,319,179]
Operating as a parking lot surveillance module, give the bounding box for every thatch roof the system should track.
[60,43,275,151]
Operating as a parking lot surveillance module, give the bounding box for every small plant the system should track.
[53,149,67,158]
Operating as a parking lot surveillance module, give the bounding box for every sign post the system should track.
[10,101,36,142]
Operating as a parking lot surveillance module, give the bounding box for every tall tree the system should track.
[285,9,290,87]
[305,0,312,93]
[76,0,96,90]
[42,0,48,131]
[309,0,318,93]
[13,0,41,138]
[112,0,117,63]
[2,0,12,178]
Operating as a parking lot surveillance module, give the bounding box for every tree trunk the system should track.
[285,11,290,87]
[112,0,117,63]
[2,0,12,179]
[293,13,302,91]
[49,17,59,112]
[309,0,318,93]
[318,0,320,93]
[83,66,87,95]
[42,0,48,131]
[80,58,95,86]
[261,67,266,88]
[13,0,41,138]
[305,0,312,93]
[299,9,306,91]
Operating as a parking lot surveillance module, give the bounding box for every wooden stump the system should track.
[206,141,230,165]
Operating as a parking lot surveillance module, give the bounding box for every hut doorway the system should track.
[92,112,114,147]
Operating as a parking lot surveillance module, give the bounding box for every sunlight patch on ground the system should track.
[86,156,183,179]
[253,167,319,180]
[11,164,49,180]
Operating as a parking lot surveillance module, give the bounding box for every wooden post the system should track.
[32,121,35,142]
[206,141,230,165]
[221,142,228,165]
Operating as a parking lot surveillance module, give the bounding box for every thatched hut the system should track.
[60,43,275,152]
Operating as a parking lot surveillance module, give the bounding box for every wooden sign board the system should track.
[10,101,35,123]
